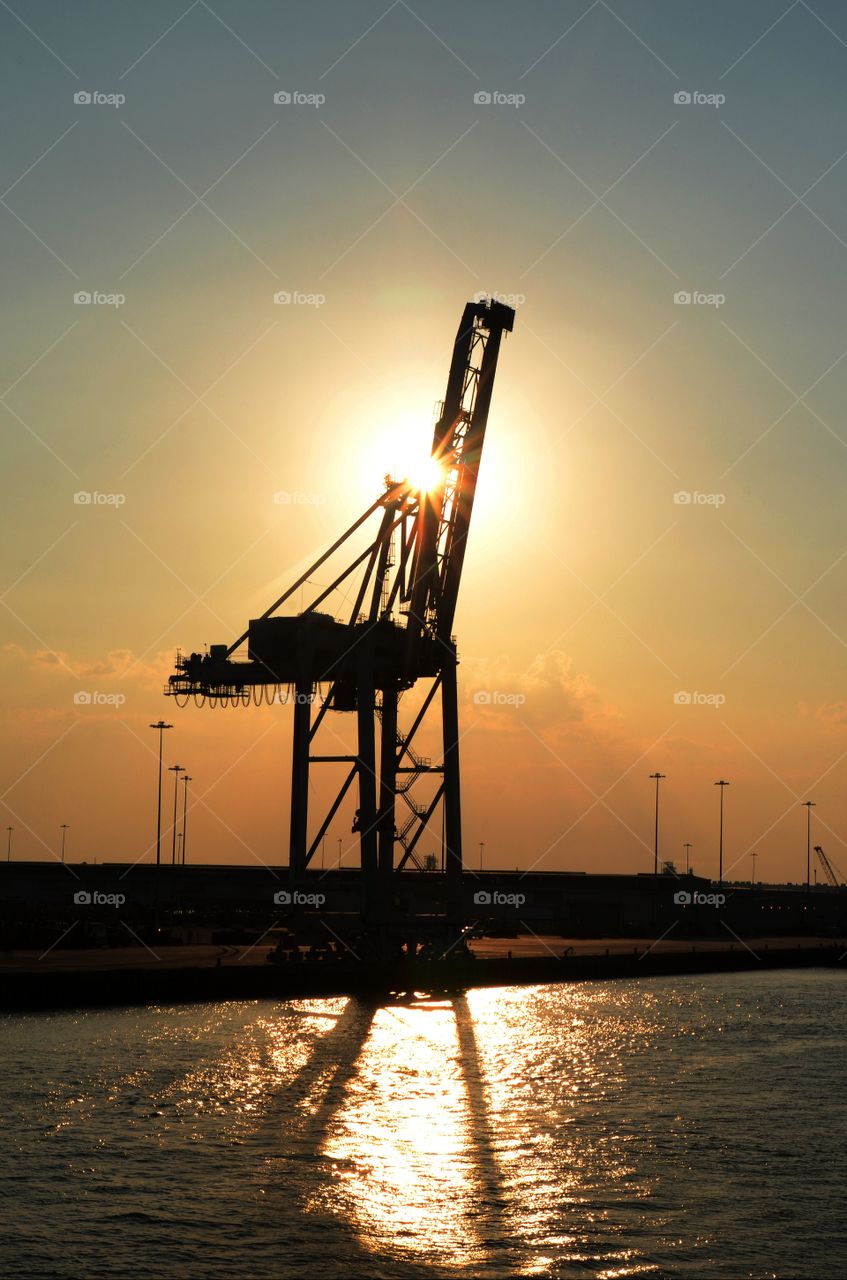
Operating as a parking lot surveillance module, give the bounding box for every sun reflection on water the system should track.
[287,984,668,1275]
[84,987,667,1274]
[317,997,479,1265]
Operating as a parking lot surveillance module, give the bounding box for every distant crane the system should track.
[166,298,515,950]
[813,845,844,888]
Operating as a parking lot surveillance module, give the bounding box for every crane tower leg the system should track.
[289,679,311,879]
[441,650,462,889]
[378,687,399,880]
[356,651,379,896]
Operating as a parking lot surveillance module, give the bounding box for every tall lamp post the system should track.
[683,841,692,875]
[649,773,665,874]
[479,841,485,871]
[181,775,192,865]
[169,765,184,865]
[802,800,815,890]
[59,823,69,863]
[149,721,173,866]
[751,849,757,886]
[715,780,730,885]
[6,826,13,862]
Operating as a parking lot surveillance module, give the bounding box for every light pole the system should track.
[6,826,13,862]
[683,841,692,875]
[149,721,173,866]
[337,837,342,867]
[169,765,184,864]
[649,773,665,874]
[802,801,815,891]
[751,849,757,885]
[715,780,730,885]
[59,823,69,863]
[181,775,192,865]
[479,841,485,871]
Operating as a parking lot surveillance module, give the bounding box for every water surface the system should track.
[2,971,846,1278]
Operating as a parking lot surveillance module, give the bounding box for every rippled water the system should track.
[2,971,846,1279]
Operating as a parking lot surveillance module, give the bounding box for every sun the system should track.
[404,454,445,495]
[348,395,446,500]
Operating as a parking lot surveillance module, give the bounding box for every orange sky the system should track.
[3,2,847,882]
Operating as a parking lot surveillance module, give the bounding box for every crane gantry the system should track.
[166,297,515,947]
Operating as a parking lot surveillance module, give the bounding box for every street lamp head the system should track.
[649,771,666,780]
[715,779,730,786]
[150,721,173,730]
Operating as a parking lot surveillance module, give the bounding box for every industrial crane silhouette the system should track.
[813,845,844,888]
[167,298,515,943]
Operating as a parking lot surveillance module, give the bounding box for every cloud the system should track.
[463,649,622,735]
[815,700,847,731]
[1,642,170,691]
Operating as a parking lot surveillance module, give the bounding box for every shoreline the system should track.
[2,939,844,1012]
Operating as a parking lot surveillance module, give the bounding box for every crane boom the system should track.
[813,845,842,887]
[406,298,514,652]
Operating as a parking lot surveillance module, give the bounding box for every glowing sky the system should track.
[3,1,847,881]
